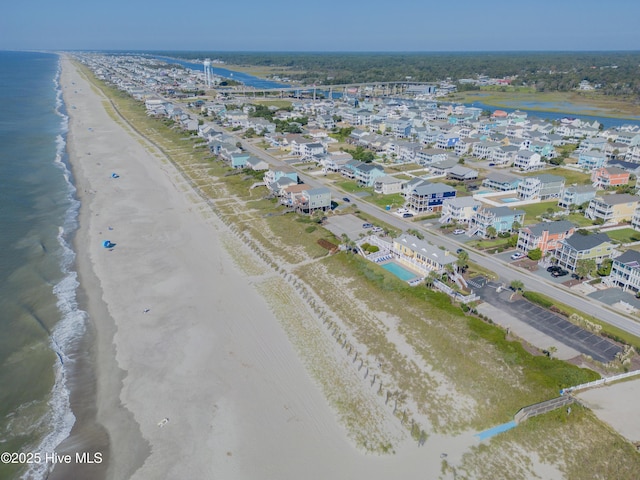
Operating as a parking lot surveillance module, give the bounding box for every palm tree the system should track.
[425,270,439,288]
[456,250,469,273]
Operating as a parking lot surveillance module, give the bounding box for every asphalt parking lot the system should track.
[472,278,622,363]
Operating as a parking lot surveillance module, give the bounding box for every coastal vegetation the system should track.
[76,60,640,478]
[166,51,640,108]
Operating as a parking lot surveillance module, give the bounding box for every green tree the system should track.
[576,258,596,279]
[425,270,439,288]
[486,226,497,239]
[527,248,542,261]
[510,280,524,292]
[456,250,469,273]
[597,258,613,276]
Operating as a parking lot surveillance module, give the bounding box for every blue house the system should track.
[230,152,250,169]
[470,206,526,237]
[405,182,457,213]
[558,185,597,209]
[578,150,607,170]
[340,160,386,187]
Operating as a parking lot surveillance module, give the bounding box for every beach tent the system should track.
[103,240,114,248]
[111,173,120,178]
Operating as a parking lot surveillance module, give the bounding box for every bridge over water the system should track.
[216,81,437,100]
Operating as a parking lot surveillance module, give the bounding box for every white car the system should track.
[452,229,466,235]
[510,252,526,260]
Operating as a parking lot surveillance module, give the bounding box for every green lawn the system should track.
[520,201,562,224]
[566,212,598,227]
[604,228,640,244]
[521,167,592,186]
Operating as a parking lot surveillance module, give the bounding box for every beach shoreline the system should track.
[55,55,377,480]
[52,55,150,480]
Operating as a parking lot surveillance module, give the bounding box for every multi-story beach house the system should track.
[373,175,404,195]
[591,166,630,189]
[554,232,615,271]
[558,185,597,209]
[416,147,449,166]
[439,197,481,225]
[584,193,639,224]
[393,234,457,275]
[578,150,607,170]
[513,150,543,171]
[516,174,565,201]
[341,160,386,187]
[405,182,457,213]
[469,206,525,237]
[606,250,640,293]
[482,172,522,192]
[292,187,332,215]
[516,220,576,255]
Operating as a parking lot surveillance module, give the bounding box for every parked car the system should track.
[452,229,466,235]
[547,265,562,273]
[362,223,373,229]
[402,213,414,218]
[456,248,465,254]
[510,252,525,260]
[372,226,383,233]
[551,269,569,277]
[342,197,350,202]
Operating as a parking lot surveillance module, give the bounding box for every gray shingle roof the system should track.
[563,232,611,251]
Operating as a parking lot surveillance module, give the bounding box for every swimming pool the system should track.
[381,262,420,281]
[501,197,520,203]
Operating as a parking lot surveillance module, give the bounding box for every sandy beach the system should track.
[53,54,490,480]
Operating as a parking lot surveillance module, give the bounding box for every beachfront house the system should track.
[246,156,269,171]
[469,206,525,237]
[516,220,577,255]
[229,152,250,169]
[405,182,457,213]
[584,193,639,224]
[554,232,615,272]
[292,187,332,215]
[393,234,457,274]
[264,169,299,194]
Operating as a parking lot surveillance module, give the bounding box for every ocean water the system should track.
[0,51,84,479]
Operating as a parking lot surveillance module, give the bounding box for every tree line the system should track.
[162,51,640,101]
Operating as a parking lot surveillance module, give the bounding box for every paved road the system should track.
[237,137,640,339]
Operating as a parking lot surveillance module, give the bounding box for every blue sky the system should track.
[2,0,639,52]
